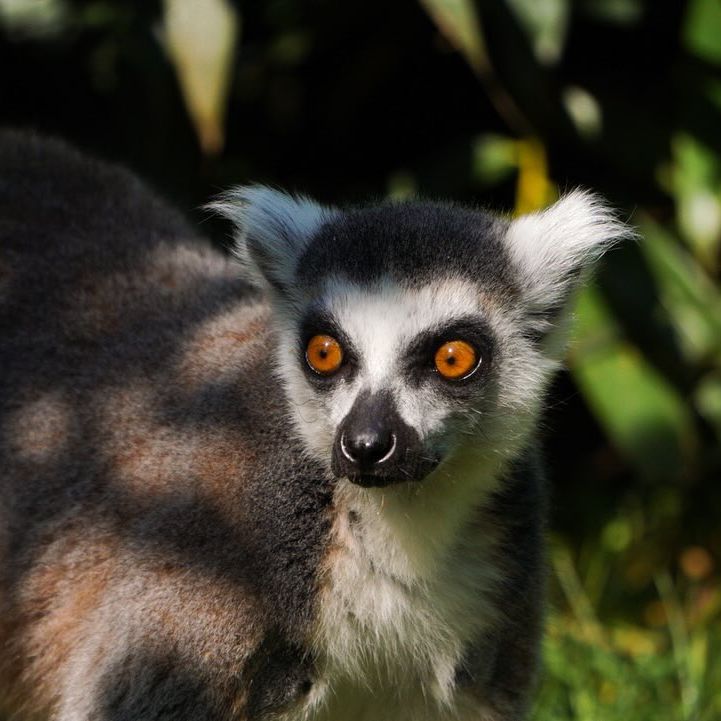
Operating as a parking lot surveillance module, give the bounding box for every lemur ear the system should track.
[505,190,633,336]
[210,185,337,293]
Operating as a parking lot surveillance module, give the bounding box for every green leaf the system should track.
[670,133,721,269]
[637,216,721,363]
[683,0,721,65]
[471,133,517,187]
[569,286,697,482]
[505,0,569,65]
[418,0,485,72]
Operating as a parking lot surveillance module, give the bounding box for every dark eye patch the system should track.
[403,317,494,390]
[298,309,358,387]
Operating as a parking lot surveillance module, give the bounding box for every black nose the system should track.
[341,428,397,470]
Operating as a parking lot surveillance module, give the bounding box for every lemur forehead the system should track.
[316,276,494,341]
[295,200,518,293]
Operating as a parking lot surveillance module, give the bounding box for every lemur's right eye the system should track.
[306,334,343,375]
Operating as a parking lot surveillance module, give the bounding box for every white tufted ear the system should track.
[210,185,337,293]
[506,190,633,318]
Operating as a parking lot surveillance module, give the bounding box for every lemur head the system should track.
[214,188,629,488]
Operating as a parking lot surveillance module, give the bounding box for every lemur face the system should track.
[293,277,499,486]
[213,188,630,486]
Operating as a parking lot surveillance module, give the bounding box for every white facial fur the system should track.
[275,274,555,478]
[300,277,487,444]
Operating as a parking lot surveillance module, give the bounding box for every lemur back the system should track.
[0,132,331,720]
[0,132,628,721]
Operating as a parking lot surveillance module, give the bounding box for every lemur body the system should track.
[0,132,626,720]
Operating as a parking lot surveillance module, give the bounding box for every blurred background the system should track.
[1,0,720,718]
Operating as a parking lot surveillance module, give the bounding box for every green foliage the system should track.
[570,285,697,483]
[536,544,721,721]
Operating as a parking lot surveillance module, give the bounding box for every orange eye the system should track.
[306,334,344,375]
[434,340,479,380]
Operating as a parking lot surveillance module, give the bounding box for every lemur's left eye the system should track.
[306,334,343,375]
[434,340,479,380]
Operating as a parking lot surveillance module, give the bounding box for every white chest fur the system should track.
[303,455,505,721]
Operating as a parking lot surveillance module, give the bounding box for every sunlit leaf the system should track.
[515,137,554,214]
[471,133,517,186]
[683,0,721,65]
[569,286,697,482]
[0,0,68,37]
[601,517,633,553]
[670,133,721,269]
[637,216,721,363]
[506,0,569,65]
[562,85,602,140]
[418,0,485,72]
[161,0,239,155]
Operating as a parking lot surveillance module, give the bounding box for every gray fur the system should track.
[0,132,330,720]
[0,133,625,721]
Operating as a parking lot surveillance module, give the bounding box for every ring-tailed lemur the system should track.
[0,131,630,721]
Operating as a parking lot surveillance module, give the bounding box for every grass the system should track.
[534,541,721,721]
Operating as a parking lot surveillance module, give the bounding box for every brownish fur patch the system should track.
[5,392,74,463]
[175,309,270,389]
